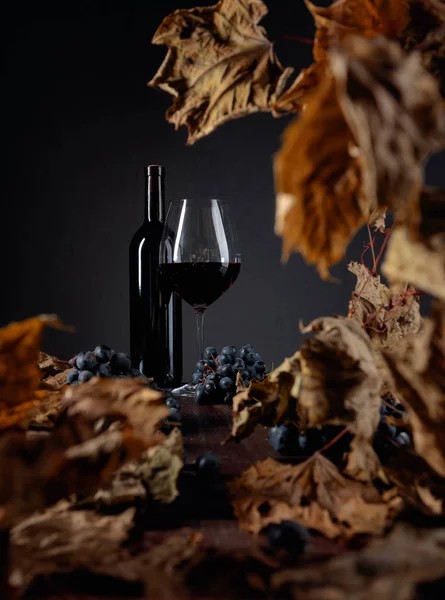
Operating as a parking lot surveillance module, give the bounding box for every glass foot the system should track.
[169,382,196,398]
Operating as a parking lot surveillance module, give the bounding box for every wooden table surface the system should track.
[24,401,342,600]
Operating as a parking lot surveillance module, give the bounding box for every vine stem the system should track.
[367,224,377,273]
[317,427,349,455]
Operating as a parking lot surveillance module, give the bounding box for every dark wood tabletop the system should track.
[22,400,342,600]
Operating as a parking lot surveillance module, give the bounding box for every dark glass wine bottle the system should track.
[129,165,182,386]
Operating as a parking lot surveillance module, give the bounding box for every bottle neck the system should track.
[145,166,165,223]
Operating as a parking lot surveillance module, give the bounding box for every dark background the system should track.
[2,0,444,377]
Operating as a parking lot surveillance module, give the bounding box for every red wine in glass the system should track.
[159,262,240,309]
[159,199,241,396]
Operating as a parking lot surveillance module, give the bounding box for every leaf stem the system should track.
[317,427,349,455]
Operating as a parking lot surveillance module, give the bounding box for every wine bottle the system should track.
[129,165,182,386]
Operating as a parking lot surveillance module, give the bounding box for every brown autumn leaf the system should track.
[26,391,63,431]
[275,0,411,113]
[348,260,422,394]
[0,315,64,430]
[382,188,445,301]
[82,428,184,509]
[275,36,444,278]
[38,351,71,388]
[226,352,301,444]
[149,0,293,144]
[383,301,445,478]
[332,36,445,226]
[298,317,382,480]
[384,452,445,515]
[0,379,170,521]
[230,454,402,540]
[401,0,445,98]
[272,522,445,600]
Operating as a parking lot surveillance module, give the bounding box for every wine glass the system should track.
[159,198,241,396]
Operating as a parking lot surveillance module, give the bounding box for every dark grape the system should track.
[219,377,234,391]
[204,381,217,395]
[269,425,291,454]
[239,369,250,381]
[223,392,233,405]
[217,364,234,378]
[93,345,113,364]
[205,359,217,370]
[192,371,202,384]
[266,521,310,556]
[110,353,131,373]
[97,364,112,378]
[168,408,182,423]
[129,368,145,379]
[254,360,266,374]
[221,345,236,358]
[166,397,180,410]
[253,353,262,362]
[203,346,218,361]
[217,353,232,365]
[206,373,219,383]
[66,369,79,384]
[76,351,96,371]
[395,431,411,446]
[244,352,256,366]
[195,383,207,405]
[78,370,93,383]
[196,452,221,477]
[246,365,256,378]
[254,373,263,381]
[196,360,207,372]
[233,358,245,371]
[298,434,307,451]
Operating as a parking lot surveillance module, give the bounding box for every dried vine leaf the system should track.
[272,522,445,600]
[299,317,382,480]
[38,352,71,389]
[27,391,63,431]
[230,455,402,540]
[0,379,170,520]
[384,452,445,515]
[0,315,63,430]
[332,36,445,226]
[10,500,137,588]
[149,0,292,144]
[89,428,183,509]
[401,0,445,98]
[226,353,301,443]
[382,188,445,301]
[274,75,367,278]
[275,36,444,277]
[384,301,445,477]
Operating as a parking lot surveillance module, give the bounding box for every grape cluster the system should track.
[266,520,310,557]
[373,395,412,462]
[193,344,268,405]
[162,396,183,434]
[66,345,146,385]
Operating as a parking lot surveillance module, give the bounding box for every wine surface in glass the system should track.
[160,262,240,308]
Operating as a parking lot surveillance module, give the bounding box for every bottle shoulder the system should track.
[130,221,164,248]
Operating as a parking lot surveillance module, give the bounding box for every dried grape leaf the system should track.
[149,0,293,144]
[274,75,367,278]
[401,0,445,98]
[0,315,63,430]
[89,428,183,509]
[0,379,170,520]
[383,301,445,477]
[226,352,301,443]
[230,454,402,540]
[10,500,137,589]
[27,391,63,431]
[382,188,445,301]
[275,36,445,277]
[272,522,445,600]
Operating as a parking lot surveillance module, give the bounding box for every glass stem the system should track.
[196,309,206,359]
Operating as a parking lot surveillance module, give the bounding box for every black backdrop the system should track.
[2,0,444,377]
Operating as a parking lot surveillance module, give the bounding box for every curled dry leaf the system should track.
[0,379,170,521]
[401,0,445,98]
[226,353,301,444]
[299,317,382,480]
[149,0,292,144]
[382,188,445,301]
[272,522,445,600]
[383,301,445,477]
[230,454,402,540]
[38,352,71,390]
[275,36,444,277]
[87,427,184,509]
[0,315,64,430]
[384,452,445,515]
[348,261,422,393]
